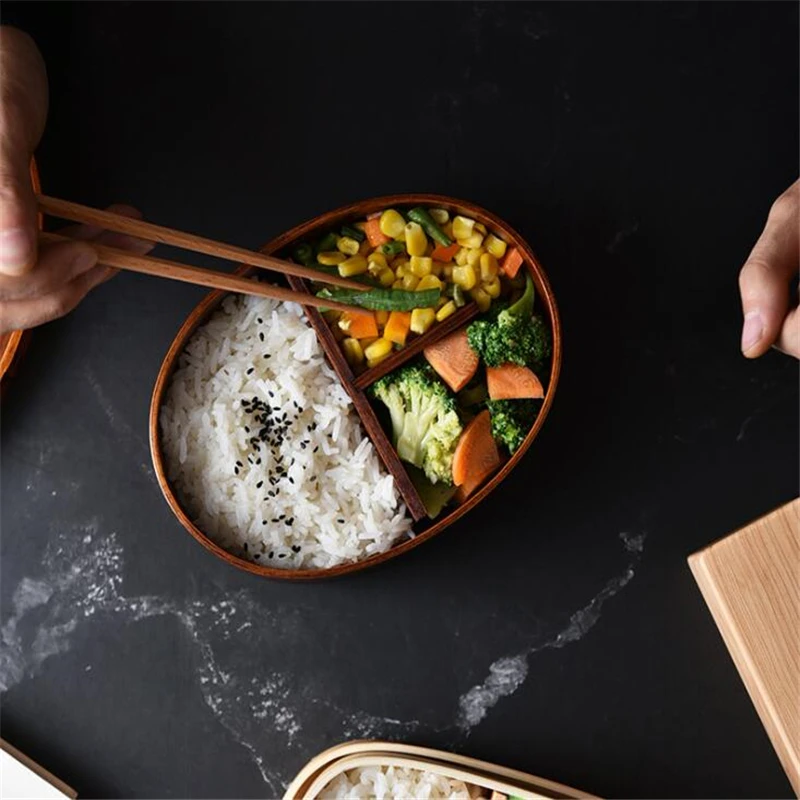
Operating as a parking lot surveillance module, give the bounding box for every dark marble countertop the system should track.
[1,3,798,798]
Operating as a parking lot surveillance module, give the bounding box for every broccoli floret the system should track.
[466,275,551,368]
[371,363,463,485]
[486,399,541,453]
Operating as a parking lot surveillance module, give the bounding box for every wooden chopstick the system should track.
[38,232,363,314]
[36,194,367,292]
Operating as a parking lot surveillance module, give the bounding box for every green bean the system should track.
[407,207,452,246]
[381,240,406,257]
[315,231,339,254]
[317,286,440,311]
[340,224,365,243]
[292,243,315,267]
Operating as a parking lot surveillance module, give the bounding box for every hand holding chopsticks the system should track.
[36,195,367,313]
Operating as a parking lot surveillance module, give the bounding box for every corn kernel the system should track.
[392,257,409,273]
[337,236,360,256]
[470,287,492,313]
[452,215,475,240]
[452,264,477,291]
[457,231,485,249]
[409,256,433,277]
[338,255,368,277]
[378,268,396,287]
[442,221,454,241]
[436,301,457,322]
[483,277,502,298]
[379,209,406,239]
[410,308,436,334]
[466,247,484,268]
[392,279,404,289]
[443,264,454,280]
[317,251,346,266]
[474,222,487,235]
[455,247,469,266]
[416,274,443,292]
[367,251,388,269]
[480,252,499,281]
[360,336,379,350]
[342,338,364,367]
[375,310,389,326]
[402,273,420,290]
[364,337,393,366]
[429,208,449,225]
[404,222,428,257]
[484,234,508,259]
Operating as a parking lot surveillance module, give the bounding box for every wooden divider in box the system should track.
[286,274,428,522]
[352,302,479,390]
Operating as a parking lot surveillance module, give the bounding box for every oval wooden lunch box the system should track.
[150,194,562,580]
[0,160,40,394]
[283,740,596,800]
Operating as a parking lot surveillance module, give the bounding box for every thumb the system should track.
[0,140,38,277]
[738,181,800,358]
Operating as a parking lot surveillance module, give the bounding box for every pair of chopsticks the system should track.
[36,195,366,313]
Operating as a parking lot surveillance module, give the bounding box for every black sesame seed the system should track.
[337,518,345,524]
[256,481,263,489]
[278,553,286,559]
[268,551,274,558]
[292,545,301,553]
[245,426,250,433]
[289,477,294,484]
[259,332,265,341]
[243,542,248,551]
[257,317,263,324]
[254,553,261,559]
[313,446,319,453]
[247,367,254,375]
[262,520,267,525]
[234,467,240,475]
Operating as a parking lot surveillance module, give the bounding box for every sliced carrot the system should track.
[500,247,524,278]
[339,310,378,340]
[486,364,544,400]
[423,328,479,392]
[431,242,460,262]
[451,410,501,499]
[384,311,411,346]
[364,217,391,248]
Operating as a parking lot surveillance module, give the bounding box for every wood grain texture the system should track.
[689,498,800,795]
[39,232,361,313]
[150,193,562,580]
[36,194,367,291]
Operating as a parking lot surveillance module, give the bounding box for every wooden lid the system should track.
[689,498,800,795]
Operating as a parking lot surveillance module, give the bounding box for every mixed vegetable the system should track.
[292,206,527,372]
[370,271,552,517]
[290,206,552,518]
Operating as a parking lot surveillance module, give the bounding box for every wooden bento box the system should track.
[150,195,562,579]
[284,740,594,800]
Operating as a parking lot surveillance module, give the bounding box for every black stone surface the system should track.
[1,3,798,798]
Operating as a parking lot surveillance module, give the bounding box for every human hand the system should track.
[739,179,799,359]
[0,27,152,335]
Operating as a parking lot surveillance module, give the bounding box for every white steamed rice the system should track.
[320,766,476,800]
[160,293,413,569]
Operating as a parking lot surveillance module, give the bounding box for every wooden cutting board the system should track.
[689,498,800,796]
